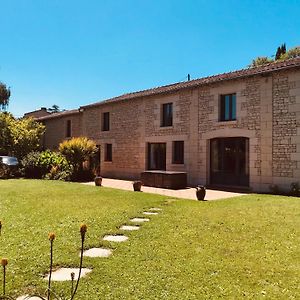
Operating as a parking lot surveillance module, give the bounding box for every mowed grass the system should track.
[0,180,299,299]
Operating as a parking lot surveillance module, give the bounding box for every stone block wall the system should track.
[42,112,82,149]
[39,67,300,192]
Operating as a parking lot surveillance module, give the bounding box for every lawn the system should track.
[0,180,299,299]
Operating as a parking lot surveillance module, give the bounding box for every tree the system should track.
[47,104,63,113]
[280,46,300,60]
[0,82,11,111]
[59,137,97,179]
[275,43,287,60]
[0,112,45,159]
[249,56,273,68]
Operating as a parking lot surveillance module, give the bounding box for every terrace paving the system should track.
[84,178,245,200]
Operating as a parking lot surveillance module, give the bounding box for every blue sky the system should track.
[0,0,299,117]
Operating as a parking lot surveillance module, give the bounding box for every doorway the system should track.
[210,137,249,187]
[148,143,166,170]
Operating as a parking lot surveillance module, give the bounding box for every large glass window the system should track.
[102,112,110,131]
[172,141,184,164]
[161,103,173,127]
[220,94,236,121]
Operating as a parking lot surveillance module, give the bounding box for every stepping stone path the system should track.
[120,225,140,231]
[44,267,92,281]
[18,206,162,297]
[143,211,158,215]
[83,247,112,257]
[130,217,150,223]
[103,235,128,242]
[17,296,42,300]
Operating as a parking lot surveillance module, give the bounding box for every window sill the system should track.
[160,125,174,129]
[217,120,237,125]
[104,161,112,163]
[171,163,185,166]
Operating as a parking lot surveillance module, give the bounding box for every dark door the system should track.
[210,137,249,187]
[148,143,166,170]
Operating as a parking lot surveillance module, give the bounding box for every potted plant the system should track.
[196,185,206,201]
[94,176,102,186]
[133,180,142,192]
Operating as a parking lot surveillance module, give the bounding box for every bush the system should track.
[59,137,97,181]
[290,182,300,197]
[21,150,73,181]
[0,162,11,179]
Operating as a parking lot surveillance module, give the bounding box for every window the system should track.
[161,103,173,127]
[172,141,184,164]
[105,144,112,161]
[220,94,236,121]
[102,112,110,131]
[66,120,72,137]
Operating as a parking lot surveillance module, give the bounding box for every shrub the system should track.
[290,182,300,197]
[0,162,10,179]
[21,150,73,181]
[59,137,97,181]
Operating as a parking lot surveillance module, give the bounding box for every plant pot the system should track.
[133,181,142,192]
[196,185,206,200]
[94,176,102,186]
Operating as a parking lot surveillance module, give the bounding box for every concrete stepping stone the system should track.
[149,207,162,211]
[103,235,128,242]
[83,247,112,257]
[44,267,92,281]
[120,225,140,231]
[130,217,150,223]
[143,211,159,215]
[17,296,42,300]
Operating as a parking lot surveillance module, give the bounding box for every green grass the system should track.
[0,180,299,299]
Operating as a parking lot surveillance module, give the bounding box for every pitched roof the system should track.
[37,109,80,121]
[37,57,300,120]
[81,57,300,109]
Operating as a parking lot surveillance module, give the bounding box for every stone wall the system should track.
[39,67,300,192]
[272,69,300,190]
[42,112,82,149]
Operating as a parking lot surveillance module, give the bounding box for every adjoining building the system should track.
[36,57,300,192]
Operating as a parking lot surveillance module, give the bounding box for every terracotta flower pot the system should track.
[196,185,206,200]
[94,176,102,186]
[133,181,142,192]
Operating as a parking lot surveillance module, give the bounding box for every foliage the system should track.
[47,104,63,114]
[0,112,45,159]
[275,43,286,60]
[290,182,300,197]
[0,163,11,179]
[0,82,11,111]
[0,113,13,156]
[249,44,300,68]
[0,180,299,299]
[59,137,97,181]
[280,46,300,60]
[249,56,273,68]
[21,150,73,180]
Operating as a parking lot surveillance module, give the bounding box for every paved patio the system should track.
[83,178,245,200]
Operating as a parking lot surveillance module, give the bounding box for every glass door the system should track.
[148,143,166,170]
[210,137,249,186]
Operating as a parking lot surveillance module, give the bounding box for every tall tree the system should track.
[0,112,45,158]
[0,82,11,111]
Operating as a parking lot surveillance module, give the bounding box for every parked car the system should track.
[0,156,19,178]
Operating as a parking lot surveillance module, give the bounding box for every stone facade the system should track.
[38,61,300,192]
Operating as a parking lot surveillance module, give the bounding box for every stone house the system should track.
[37,57,300,192]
